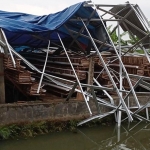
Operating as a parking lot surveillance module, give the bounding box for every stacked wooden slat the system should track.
[94,53,114,88]
[5,69,32,83]
[21,53,89,77]
[27,83,46,96]
[121,55,148,65]
[4,56,20,66]
[20,53,90,67]
[49,56,90,67]
[4,55,46,97]
[121,55,150,88]
[47,66,86,80]
[97,54,150,89]
[44,82,71,98]
[97,55,110,66]
[18,51,150,96]
[20,52,91,97]
[121,55,150,77]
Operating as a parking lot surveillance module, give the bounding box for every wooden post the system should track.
[0,53,5,103]
[0,30,6,104]
[87,56,94,92]
[76,57,94,100]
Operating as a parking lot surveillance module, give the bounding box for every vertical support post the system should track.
[116,125,121,142]
[146,108,149,120]
[91,87,101,114]
[117,22,122,127]
[87,56,94,86]
[87,56,94,101]
[127,96,130,108]
[0,53,5,103]
[66,82,78,101]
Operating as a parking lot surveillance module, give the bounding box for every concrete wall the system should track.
[0,100,97,125]
[0,95,149,125]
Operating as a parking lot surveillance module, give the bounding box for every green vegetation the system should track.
[0,120,78,140]
[107,25,128,46]
[107,25,149,54]
[0,117,116,140]
[3,113,145,140]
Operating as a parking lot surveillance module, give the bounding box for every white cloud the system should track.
[16,3,73,15]
[0,0,149,20]
[0,3,69,15]
[12,4,50,15]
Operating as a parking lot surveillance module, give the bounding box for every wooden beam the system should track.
[87,56,94,92]
[0,30,6,103]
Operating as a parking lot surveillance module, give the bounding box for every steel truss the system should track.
[1,1,150,127]
[66,1,150,127]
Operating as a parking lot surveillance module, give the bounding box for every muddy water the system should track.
[0,122,150,150]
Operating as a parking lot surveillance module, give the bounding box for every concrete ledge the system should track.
[0,100,97,125]
[0,95,149,125]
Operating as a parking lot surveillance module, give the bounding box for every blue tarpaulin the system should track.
[0,1,108,49]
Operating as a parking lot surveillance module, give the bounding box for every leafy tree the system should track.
[107,25,128,46]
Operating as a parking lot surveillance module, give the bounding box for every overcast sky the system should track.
[0,0,150,20]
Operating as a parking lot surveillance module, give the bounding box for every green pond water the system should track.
[0,122,150,150]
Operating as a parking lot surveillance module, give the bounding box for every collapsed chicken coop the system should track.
[0,1,150,126]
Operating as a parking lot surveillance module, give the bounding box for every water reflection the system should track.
[0,122,150,150]
[78,122,150,150]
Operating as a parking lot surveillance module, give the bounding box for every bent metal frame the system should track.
[2,1,150,127]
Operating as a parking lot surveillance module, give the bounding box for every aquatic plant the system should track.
[0,117,117,140]
[0,124,21,139]
[0,126,11,139]
[0,120,77,140]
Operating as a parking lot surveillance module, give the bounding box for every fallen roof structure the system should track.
[0,2,109,50]
[0,1,150,127]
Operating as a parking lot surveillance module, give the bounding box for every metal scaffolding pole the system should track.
[37,41,50,93]
[1,29,16,68]
[57,32,92,115]
[93,78,114,105]
[91,1,140,109]
[80,18,133,122]
[117,22,122,127]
